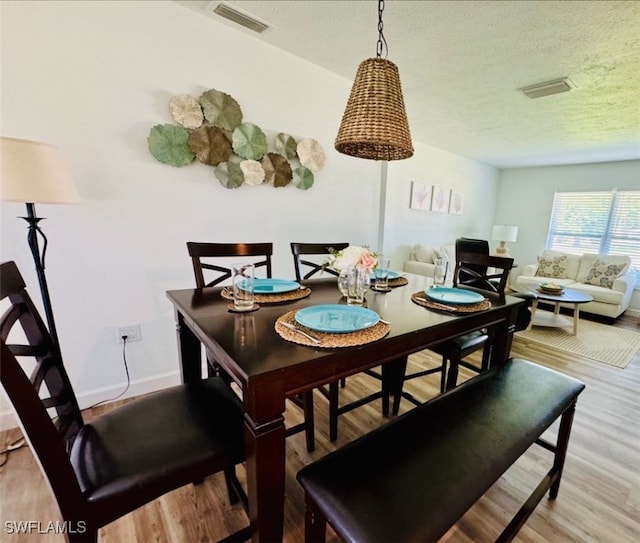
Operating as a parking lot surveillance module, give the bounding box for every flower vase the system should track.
[338,265,370,305]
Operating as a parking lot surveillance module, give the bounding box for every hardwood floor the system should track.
[1,314,638,542]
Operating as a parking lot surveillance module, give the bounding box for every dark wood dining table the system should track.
[166,274,525,542]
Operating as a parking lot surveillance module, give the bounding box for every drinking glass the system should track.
[231,263,255,309]
[346,265,369,305]
[434,258,448,286]
[374,258,391,290]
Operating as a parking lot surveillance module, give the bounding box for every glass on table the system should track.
[231,263,255,309]
[374,258,391,290]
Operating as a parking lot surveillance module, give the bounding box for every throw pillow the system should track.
[535,255,568,279]
[584,258,626,289]
[413,244,434,263]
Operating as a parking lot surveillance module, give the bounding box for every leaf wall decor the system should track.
[232,122,268,160]
[240,160,265,186]
[215,155,244,189]
[261,153,292,188]
[200,89,243,131]
[292,166,314,190]
[148,87,325,190]
[188,125,232,166]
[147,124,195,167]
[274,133,298,159]
[169,95,203,129]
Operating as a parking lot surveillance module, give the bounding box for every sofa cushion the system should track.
[413,244,434,263]
[584,258,627,289]
[536,255,568,279]
[577,253,629,282]
[541,250,581,279]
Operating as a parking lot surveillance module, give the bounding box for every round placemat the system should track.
[411,290,491,313]
[388,276,408,287]
[222,286,311,304]
[275,310,390,348]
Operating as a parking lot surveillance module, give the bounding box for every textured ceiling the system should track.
[175,0,640,168]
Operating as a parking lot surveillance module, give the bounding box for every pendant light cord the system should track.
[376,0,388,59]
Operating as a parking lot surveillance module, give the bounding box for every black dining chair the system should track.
[290,242,398,442]
[187,241,317,453]
[0,260,250,543]
[396,247,516,407]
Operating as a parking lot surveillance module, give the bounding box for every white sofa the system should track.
[403,244,455,278]
[515,250,636,318]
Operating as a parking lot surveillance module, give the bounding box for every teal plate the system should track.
[251,278,300,294]
[295,304,380,333]
[370,270,402,280]
[425,286,485,305]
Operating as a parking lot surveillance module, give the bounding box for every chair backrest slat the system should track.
[453,251,514,295]
[290,242,349,281]
[186,242,273,288]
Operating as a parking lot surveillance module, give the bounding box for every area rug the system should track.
[514,319,640,369]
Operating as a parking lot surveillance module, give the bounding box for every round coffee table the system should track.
[524,286,593,335]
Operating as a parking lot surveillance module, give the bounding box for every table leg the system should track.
[527,299,539,331]
[573,304,580,335]
[175,312,202,384]
[244,398,287,542]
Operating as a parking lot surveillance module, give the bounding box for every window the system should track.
[546,190,640,283]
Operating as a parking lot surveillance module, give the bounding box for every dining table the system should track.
[166,273,526,542]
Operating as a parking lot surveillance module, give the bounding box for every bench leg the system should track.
[304,494,327,543]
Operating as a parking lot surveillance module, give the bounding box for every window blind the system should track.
[547,190,640,283]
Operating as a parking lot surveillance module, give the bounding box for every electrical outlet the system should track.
[116,324,141,343]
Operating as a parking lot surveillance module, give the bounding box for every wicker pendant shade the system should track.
[335,0,413,161]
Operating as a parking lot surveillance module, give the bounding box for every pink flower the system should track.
[360,252,378,270]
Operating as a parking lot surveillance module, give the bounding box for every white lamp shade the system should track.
[0,137,80,205]
[491,225,518,242]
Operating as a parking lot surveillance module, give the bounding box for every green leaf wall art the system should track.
[147,87,325,190]
[148,124,195,167]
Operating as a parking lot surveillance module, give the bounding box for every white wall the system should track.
[384,141,499,268]
[0,0,499,426]
[495,160,640,312]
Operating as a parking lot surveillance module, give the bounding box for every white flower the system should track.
[328,245,378,272]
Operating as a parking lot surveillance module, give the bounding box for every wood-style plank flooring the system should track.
[1,314,638,542]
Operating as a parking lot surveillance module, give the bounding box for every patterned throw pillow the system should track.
[535,255,568,279]
[584,258,625,289]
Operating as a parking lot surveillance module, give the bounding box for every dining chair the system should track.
[290,242,349,281]
[290,242,395,442]
[0,260,250,543]
[187,241,317,453]
[397,249,515,407]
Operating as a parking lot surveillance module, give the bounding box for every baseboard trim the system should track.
[0,371,181,432]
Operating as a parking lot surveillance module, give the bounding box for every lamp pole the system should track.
[21,202,62,356]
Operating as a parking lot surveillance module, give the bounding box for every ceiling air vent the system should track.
[519,78,575,99]
[208,2,270,34]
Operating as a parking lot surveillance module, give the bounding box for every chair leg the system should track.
[302,390,316,453]
[445,355,460,391]
[328,381,339,441]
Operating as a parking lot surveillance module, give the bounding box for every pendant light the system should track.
[335,0,413,161]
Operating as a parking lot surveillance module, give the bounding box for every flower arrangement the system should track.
[326,245,378,272]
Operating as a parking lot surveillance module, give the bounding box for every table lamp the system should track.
[0,136,80,355]
[491,225,518,256]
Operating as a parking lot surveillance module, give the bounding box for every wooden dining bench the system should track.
[297,358,585,543]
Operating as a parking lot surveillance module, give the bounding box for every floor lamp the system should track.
[0,136,80,356]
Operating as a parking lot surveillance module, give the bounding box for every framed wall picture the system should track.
[431,186,450,213]
[449,190,464,214]
[410,181,432,211]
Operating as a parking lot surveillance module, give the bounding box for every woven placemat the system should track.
[388,276,409,288]
[275,310,390,348]
[221,286,311,304]
[411,291,491,313]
